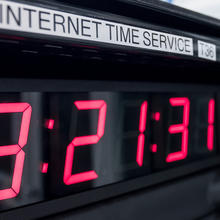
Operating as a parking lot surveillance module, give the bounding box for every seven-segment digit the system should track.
[166,98,190,163]
[0,103,32,201]
[136,101,148,166]
[63,100,107,185]
[207,99,215,151]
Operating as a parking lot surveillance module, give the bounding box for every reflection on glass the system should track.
[161,0,220,20]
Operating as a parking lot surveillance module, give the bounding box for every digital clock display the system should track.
[0,90,218,212]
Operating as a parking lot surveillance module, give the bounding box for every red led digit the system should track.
[136,101,148,166]
[63,100,107,185]
[0,103,32,201]
[166,98,190,163]
[207,99,215,151]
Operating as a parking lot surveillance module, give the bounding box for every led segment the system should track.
[41,163,49,173]
[150,144,157,153]
[45,119,55,130]
[63,100,107,185]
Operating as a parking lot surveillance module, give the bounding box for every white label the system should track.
[198,40,216,61]
[0,0,193,56]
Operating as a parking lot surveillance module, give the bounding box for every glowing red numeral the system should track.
[0,103,32,201]
[136,101,148,166]
[63,100,107,185]
[207,99,215,151]
[166,98,190,163]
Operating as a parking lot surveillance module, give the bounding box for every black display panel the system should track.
[0,91,218,212]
